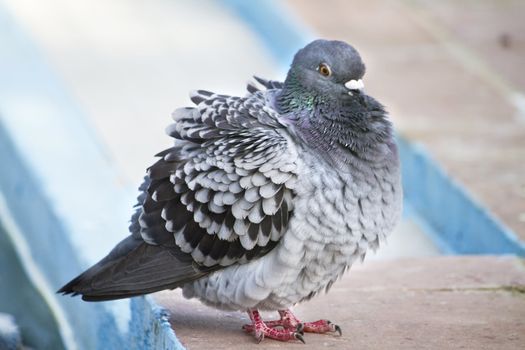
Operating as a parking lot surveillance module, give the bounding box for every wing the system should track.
[246,76,284,94]
[139,88,298,270]
[59,84,299,301]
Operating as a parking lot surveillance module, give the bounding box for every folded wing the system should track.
[59,83,298,301]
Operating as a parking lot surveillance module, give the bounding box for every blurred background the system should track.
[0,0,524,349]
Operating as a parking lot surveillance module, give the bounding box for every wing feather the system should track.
[140,88,298,269]
[59,77,297,301]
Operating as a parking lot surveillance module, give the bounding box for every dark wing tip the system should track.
[57,277,80,295]
[57,272,92,298]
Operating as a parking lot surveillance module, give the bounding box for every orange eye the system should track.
[318,63,332,77]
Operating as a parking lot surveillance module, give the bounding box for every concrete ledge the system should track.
[0,313,22,350]
[399,137,525,256]
[0,3,134,349]
[0,212,66,349]
[154,256,525,349]
[128,297,185,350]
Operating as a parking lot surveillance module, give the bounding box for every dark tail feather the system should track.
[58,235,207,301]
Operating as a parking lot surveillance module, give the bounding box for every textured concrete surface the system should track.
[411,0,525,93]
[155,256,525,349]
[286,0,525,241]
[0,222,64,349]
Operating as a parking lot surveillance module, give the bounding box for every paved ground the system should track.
[286,0,525,240]
[155,256,525,350]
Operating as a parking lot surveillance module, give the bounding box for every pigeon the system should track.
[59,39,402,343]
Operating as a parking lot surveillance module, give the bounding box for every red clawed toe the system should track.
[244,309,304,343]
[243,308,341,343]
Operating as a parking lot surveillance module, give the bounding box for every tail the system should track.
[58,235,208,301]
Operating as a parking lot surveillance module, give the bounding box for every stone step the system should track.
[154,256,525,349]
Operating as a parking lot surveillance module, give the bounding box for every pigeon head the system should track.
[280,40,366,109]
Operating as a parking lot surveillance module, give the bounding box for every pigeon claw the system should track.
[301,319,343,336]
[245,309,342,343]
[296,323,305,335]
[251,325,305,343]
[295,332,306,344]
[334,324,342,336]
[246,309,307,343]
[325,320,342,335]
[254,330,264,344]
[326,320,343,336]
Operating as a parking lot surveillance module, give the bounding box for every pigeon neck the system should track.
[278,71,317,113]
[288,95,394,168]
[318,102,392,153]
[277,70,393,165]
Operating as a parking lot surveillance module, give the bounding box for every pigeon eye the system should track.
[317,63,332,77]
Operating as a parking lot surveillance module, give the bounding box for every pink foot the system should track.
[302,319,342,335]
[242,309,342,343]
[243,309,305,343]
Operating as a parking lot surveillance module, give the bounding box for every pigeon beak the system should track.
[344,79,364,95]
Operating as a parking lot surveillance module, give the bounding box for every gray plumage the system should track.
[59,40,402,311]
